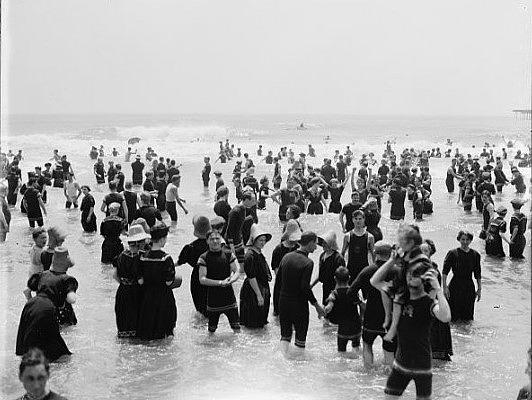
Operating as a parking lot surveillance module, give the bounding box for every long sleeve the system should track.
[442,250,456,276]
[473,251,481,280]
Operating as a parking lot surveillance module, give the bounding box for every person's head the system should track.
[350,191,360,204]
[209,216,226,234]
[150,223,169,245]
[456,230,473,249]
[374,241,392,261]
[171,174,181,185]
[19,348,50,398]
[406,261,433,291]
[108,181,117,191]
[420,239,436,258]
[241,191,256,208]
[481,190,492,204]
[80,185,91,195]
[351,210,365,229]
[139,191,151,205]
[511,198,525,210]
[204,156,210,163]
[216,185,229,201]
[44,162,52,169]
[495,206,507,217]
[214,171,222,179]
[329,178,339,188]
[206,229,223,251]
[32,227,47,248]
[309,177,321,189]
[46,226,66,249]
[192,215,211,239]
[397,224,422,252]
[126,225,150,253]
[299,231,318,253]
[260,176,269,186]
[334,266,350,285]
[125,181,133,190]
[247,225,272,249]
[108,202,120,216]
[286,204,301,220]
[317,231,339,252]
[356,178,366,189]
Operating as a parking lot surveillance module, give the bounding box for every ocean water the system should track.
[0,114,530,399]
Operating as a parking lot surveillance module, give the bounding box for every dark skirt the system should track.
[510,235,526,259]
[328,201,342,214]
[101,238,124,263]
[81,213,97,233]
[485,236,505,258]
[430,318,453,360]
[239,279,270,328]
[307,202,323,215]
[190,268,208,316]
[136,285,177,340]
[115,283,142,337]
[57,303,77,326]
[449,278,476,322]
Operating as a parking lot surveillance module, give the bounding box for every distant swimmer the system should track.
[446,139,453,146]
[297,122,307,130]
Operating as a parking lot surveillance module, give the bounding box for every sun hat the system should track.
[281,219,302,242]
[317,231,339,251]
[131,218,150,234]
[127,225,150,242]
[495,206,507,215]
[246,224,272,246]
[51,246,75,273]
[193,215,211,239]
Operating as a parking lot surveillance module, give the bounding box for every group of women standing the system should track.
[113,223,181,340]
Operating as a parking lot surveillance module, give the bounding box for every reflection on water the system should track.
[1,150,530,399]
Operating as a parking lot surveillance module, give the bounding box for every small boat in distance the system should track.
[296,122,307,130]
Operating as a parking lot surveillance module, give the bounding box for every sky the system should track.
[1,0,531,115]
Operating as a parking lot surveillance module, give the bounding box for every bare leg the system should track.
[381,292,392,330]
[362,342,374,368]
[383,350,395,366]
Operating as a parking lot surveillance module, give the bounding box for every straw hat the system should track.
[246,224,272,246]
[51,246,74,273]
[127,225,150,242]
[193,215,211,239]
[317,231,339,251]
[281,219,302,242]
